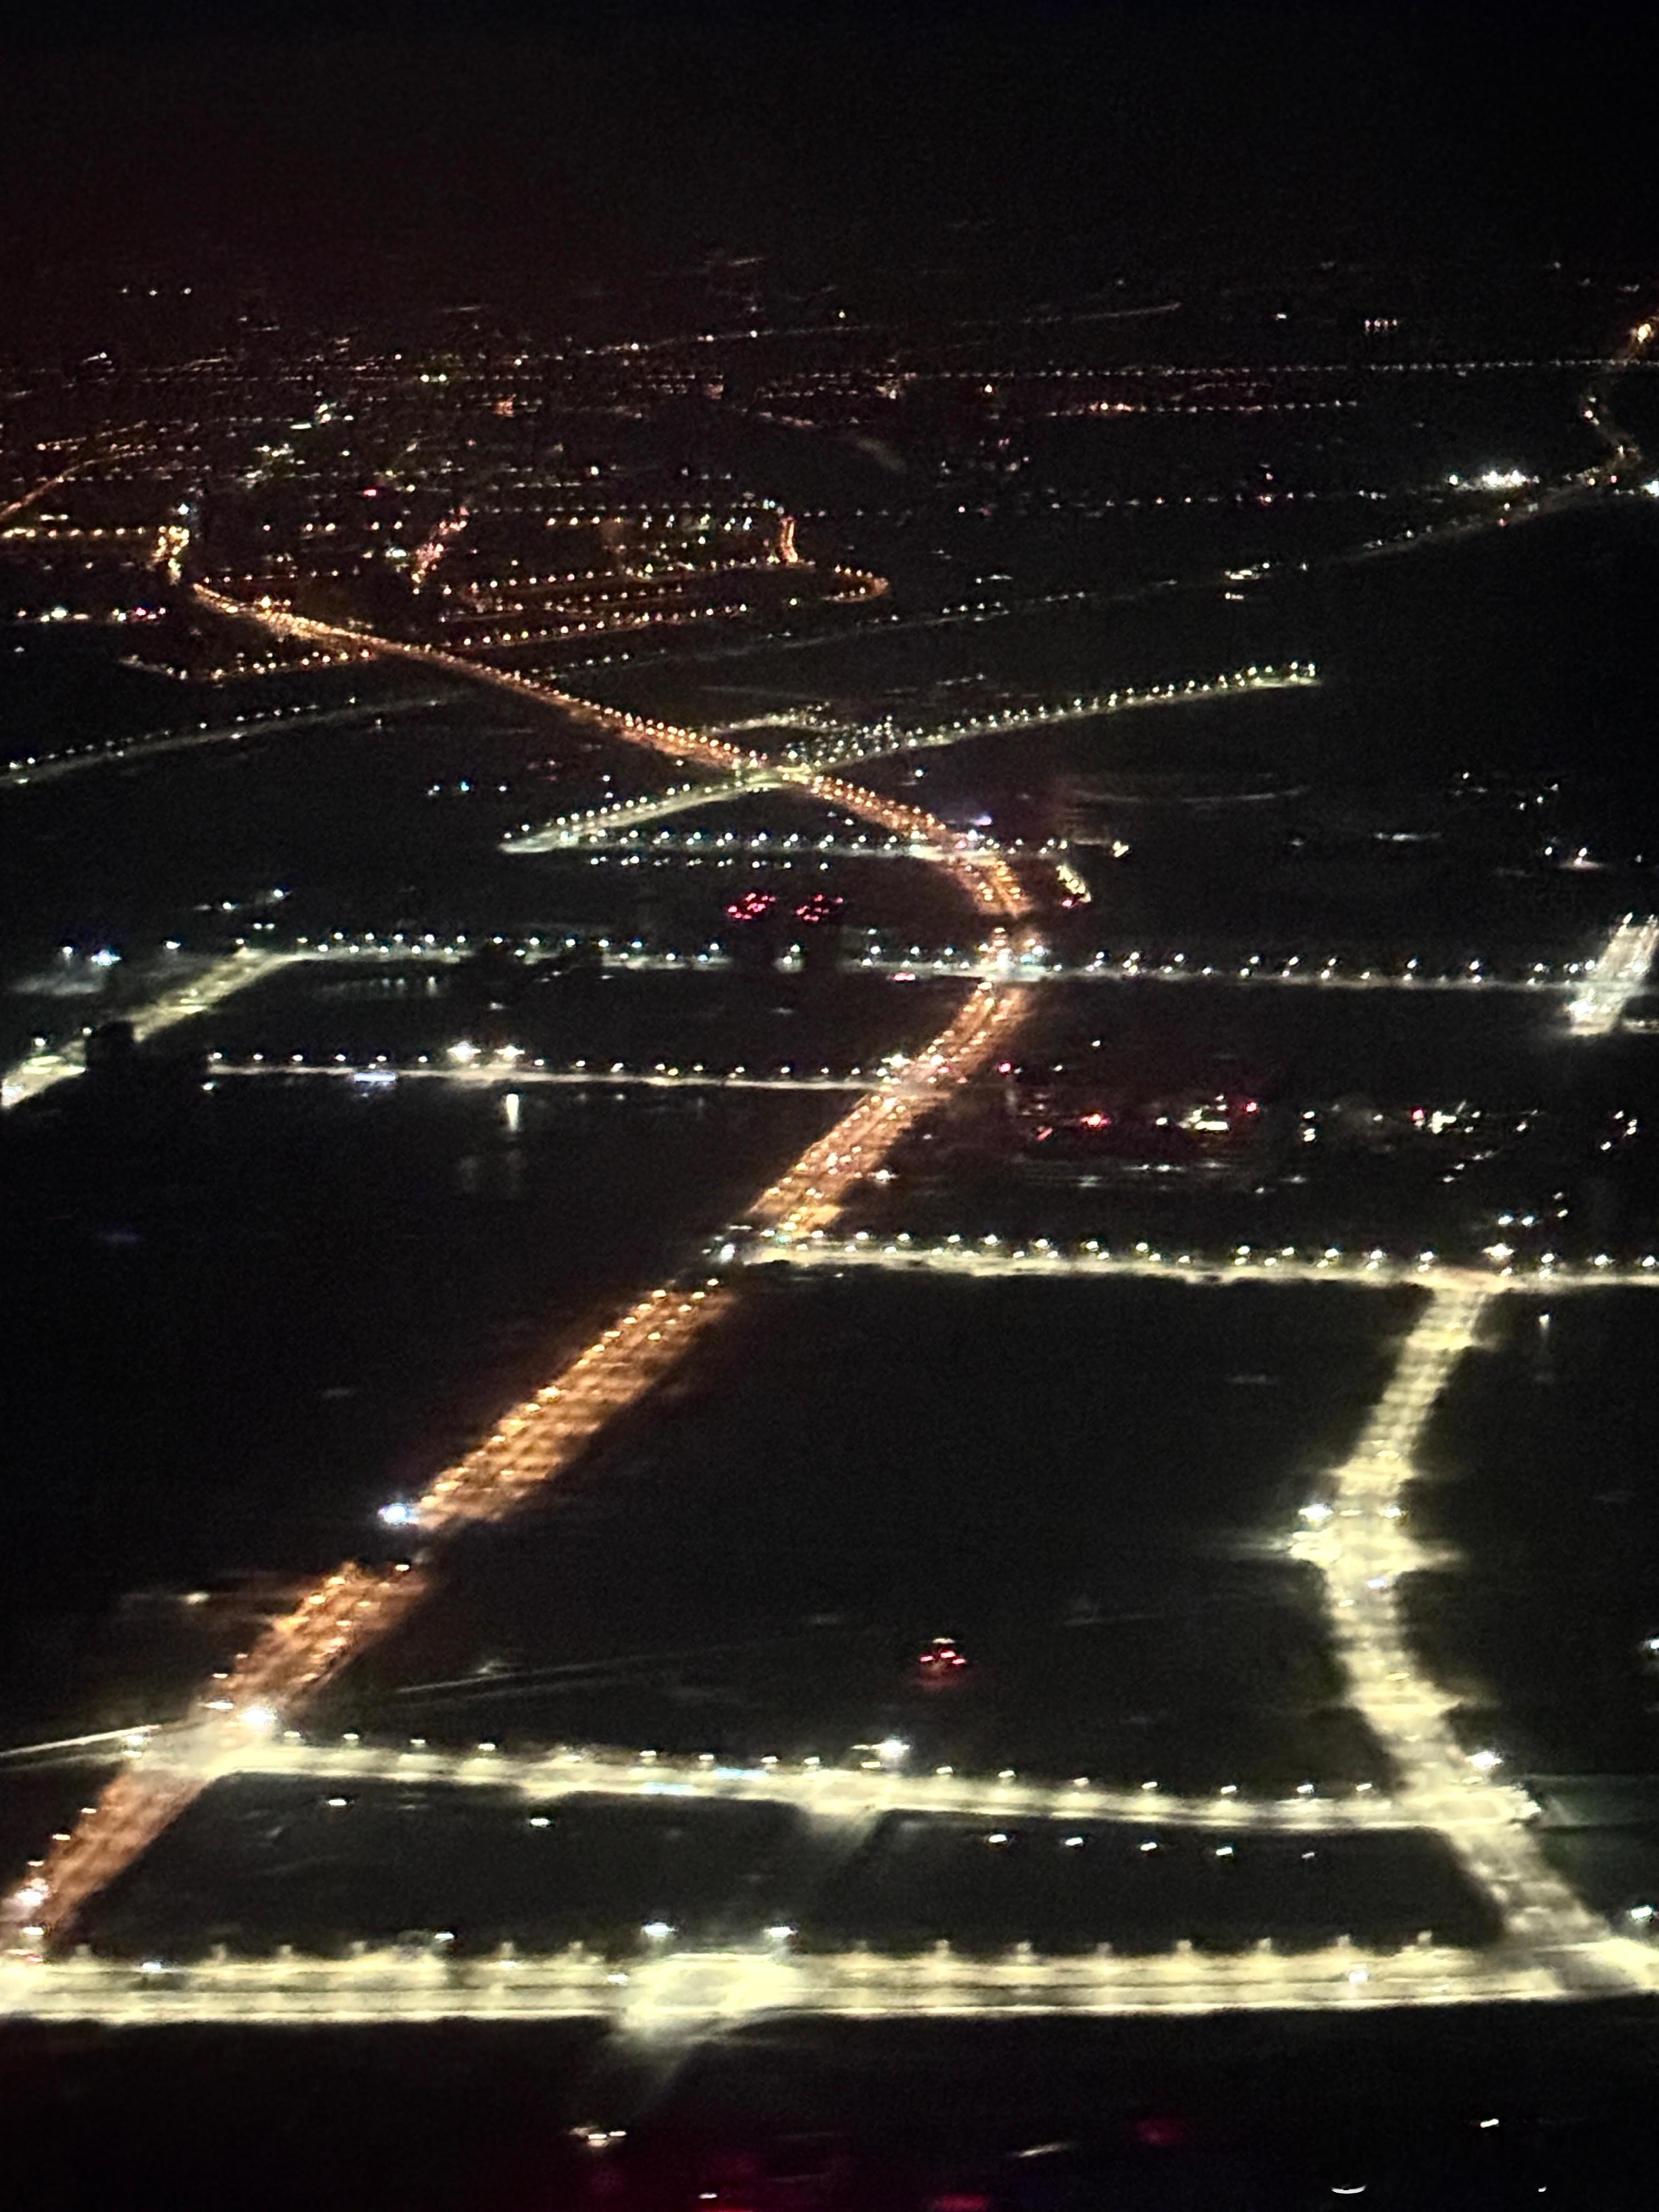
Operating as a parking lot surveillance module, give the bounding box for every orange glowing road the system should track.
[9,591,1034,1951]
[745,984,1030,1239]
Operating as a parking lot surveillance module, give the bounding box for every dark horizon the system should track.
[4,3,1657,347]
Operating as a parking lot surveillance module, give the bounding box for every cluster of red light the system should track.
[794,892,844,926]
[918,1635,967,1674]
[724,890,779,924]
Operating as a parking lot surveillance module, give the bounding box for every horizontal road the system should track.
[0,1937,1587,2026]
[0,693,447,792]
[743,1236,1659,1294]
[217,1735,1413,1832]
[227,936,1633,1000]
[209,1060,873,1093]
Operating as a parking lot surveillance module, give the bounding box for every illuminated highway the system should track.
[1288,1289,1645,1994]
[195,587,1039,915]
[4,990,1026,1951]
[507,663,1316,847]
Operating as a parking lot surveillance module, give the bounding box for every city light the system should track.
[7,274,1659,2045]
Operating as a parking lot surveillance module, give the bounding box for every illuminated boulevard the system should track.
[191,587,1035,918]
[0,692,443,792]
[512,661,1319,846]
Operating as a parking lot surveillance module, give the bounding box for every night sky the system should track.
[2,3,1655,343]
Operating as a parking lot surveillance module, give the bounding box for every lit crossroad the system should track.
[503,664,1316,861]
[194,586,1041,915]
[12,521,1659,2040]
[0,949,305,1111]
[4,603,1040,1967]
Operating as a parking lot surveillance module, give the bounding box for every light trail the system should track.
[1,950,304,1111]
[1565,912,1659,1035]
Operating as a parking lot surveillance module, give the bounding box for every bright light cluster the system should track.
[1566,913,1659,1035]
